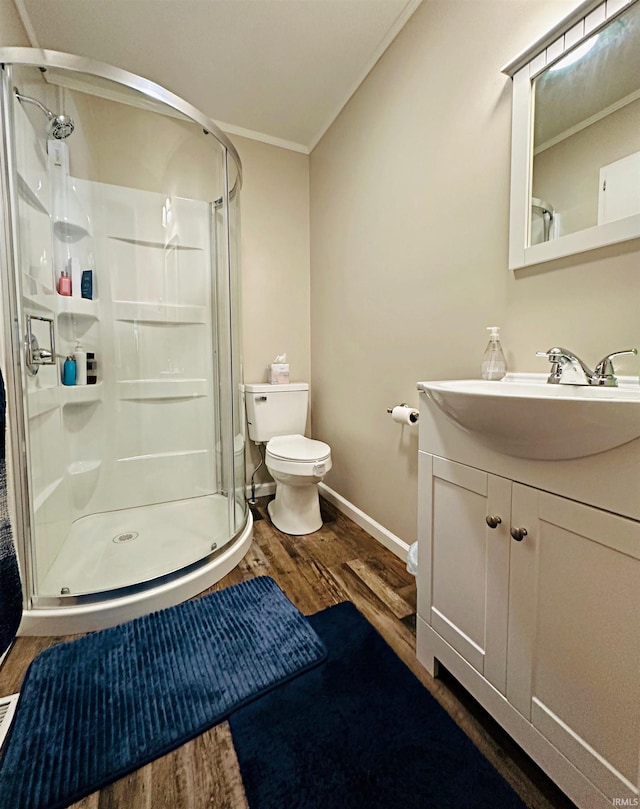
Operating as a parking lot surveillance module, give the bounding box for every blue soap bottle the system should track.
[62,355,76,386]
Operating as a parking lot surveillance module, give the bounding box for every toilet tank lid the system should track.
[244,382,309,393]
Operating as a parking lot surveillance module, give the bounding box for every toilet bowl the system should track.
[265,434,332,535]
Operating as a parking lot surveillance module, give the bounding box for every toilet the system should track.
[244,383,331,535]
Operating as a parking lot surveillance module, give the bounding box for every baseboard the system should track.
[244,480,411,562]
[245,482,276,500]
[318,483,410,562]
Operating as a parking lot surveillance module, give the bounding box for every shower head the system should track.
[48,114,74,140]
[14,89,75,139]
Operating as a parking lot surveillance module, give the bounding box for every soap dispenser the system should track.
[481,326,507,380]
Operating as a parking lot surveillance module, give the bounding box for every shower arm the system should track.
[14,89,54,122]
[13,88,75,139]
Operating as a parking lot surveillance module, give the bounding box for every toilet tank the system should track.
[244,383,309,442]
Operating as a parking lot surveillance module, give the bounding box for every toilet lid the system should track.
[267,434,331,462]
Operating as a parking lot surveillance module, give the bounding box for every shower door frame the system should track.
[0,60,35,606]
[0,48,247,611]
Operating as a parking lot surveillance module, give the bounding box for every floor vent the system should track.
[0,693,19,749]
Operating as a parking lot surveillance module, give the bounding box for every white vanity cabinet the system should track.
[416,393,640,809]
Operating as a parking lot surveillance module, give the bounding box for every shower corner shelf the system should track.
[62,383,102,405]
[53,220,91,243]
[112,300,206,324]
[22,276,56,314]
[108,235,205,252]
[57,296,99,318]
[117,378,207,400]
[17,170,50,216]
[33,476,64,513]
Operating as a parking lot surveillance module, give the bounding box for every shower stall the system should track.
[0,49,252,634]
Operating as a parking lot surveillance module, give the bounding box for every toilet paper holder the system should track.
[386,403,419,425]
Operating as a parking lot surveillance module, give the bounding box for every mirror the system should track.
[504,0,640,269]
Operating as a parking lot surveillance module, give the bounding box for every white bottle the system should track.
[74,341,87,385]
[481,326,507,380]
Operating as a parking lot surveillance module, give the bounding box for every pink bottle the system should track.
[57,270,72,296]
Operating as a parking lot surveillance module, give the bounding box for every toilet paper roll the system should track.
[391,405,419,425]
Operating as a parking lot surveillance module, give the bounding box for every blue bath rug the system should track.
[231,601,527,809]
[0,576,327,809]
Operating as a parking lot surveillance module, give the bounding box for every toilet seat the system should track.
[266,434,331,463]
[266,434,332,479]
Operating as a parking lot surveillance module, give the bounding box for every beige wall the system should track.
[68,95,227,201]
[230,135,310,387]
[229,135,310,481]
[0,0,28,44]
[309,0,640,544]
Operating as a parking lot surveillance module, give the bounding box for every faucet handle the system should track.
[536,348,566,383]
[536,347,570,362]
[592,348,638,387]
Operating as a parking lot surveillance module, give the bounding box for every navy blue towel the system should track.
[0,575,327,809]
[0,369,22,656]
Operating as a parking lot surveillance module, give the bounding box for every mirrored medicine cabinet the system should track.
[503,0,640,270]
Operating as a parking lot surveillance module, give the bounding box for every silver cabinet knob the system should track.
[485,515,502,529]
[510,527,528,542]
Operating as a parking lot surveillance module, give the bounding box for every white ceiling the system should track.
[14,0,422,152]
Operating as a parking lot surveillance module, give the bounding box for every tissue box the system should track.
[270,363,290,384]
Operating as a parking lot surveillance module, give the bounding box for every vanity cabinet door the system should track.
[508,486,640,804]
[417,452,511,693]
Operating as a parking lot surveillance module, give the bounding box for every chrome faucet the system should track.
[536,347,637,387]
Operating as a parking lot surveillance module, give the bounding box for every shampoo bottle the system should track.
[62,355,76,386]
[74,341,87,385]
[481,326,507,380]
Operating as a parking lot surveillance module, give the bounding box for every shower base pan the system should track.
[20,494,252,636]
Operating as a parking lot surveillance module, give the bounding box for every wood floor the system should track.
[0,497,577,809]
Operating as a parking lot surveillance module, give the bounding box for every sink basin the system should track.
[417,374,640,460]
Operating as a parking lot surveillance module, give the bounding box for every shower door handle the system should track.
[25,314,56,376]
